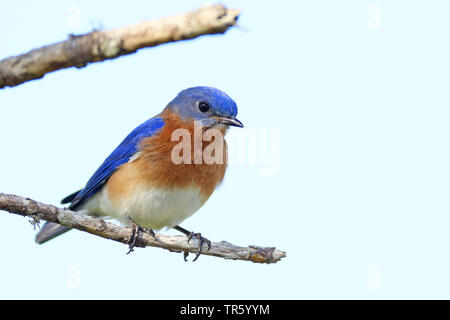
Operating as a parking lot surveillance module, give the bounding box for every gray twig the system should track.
[0,193,286,264]
[0,4,240,88]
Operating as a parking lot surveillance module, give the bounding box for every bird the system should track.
[35,86,243,261]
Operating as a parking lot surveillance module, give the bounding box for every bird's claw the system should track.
[187,232,211,262]
[142,227,156,238]
[173,226,211,262]
[126,222,155,254]
[126,222,140,254]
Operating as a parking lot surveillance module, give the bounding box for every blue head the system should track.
[165,86,243,128]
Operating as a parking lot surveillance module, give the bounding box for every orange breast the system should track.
[106,110,228,204]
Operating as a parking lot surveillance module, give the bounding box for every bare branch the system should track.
[0,193,286,264]
[0,4,240,89]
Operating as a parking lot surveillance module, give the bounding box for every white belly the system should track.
[80,185,208,230]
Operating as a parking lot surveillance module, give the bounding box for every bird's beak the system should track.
[215,116,244,128]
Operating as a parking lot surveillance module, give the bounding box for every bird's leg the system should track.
[174,225,211,262]
[126,221,141,254]
[126,219,156,254]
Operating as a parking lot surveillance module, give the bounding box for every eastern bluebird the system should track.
[35,86,243,260]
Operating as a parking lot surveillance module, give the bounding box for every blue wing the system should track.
[69,117,165,210]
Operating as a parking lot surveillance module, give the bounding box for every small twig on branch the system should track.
[0,4,240,89]
[0,193,286,264]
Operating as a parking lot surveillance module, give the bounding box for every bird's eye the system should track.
[198,101,210,113]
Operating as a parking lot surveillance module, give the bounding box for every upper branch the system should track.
[0,193,286,264]
[0,4,240,89]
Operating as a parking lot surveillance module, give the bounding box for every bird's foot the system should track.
[126,222,156,254]
[142,227,156,238]
[127,222,141,254]
[187,232,211,262]
[174,226,211,262]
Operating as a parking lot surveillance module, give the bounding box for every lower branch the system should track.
[0,193,286,264]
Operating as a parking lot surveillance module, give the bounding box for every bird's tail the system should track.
[35,222,71,244]
[35,189,82,244]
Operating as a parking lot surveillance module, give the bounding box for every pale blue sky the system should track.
[1,0,450,299]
